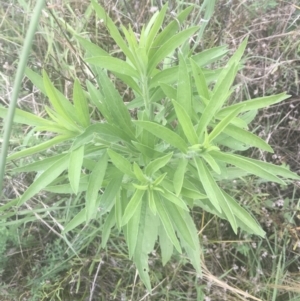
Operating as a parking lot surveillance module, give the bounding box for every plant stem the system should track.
[0,0,46,195]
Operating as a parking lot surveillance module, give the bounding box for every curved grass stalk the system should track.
[0,0,46,195]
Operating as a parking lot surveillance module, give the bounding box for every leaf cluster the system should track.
[1,1,299,291]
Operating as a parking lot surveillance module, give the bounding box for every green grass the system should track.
[1,1,300,300]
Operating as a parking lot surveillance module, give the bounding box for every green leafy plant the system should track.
[1,1,299,291]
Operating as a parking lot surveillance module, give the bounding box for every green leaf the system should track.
[177,53,192,115]
[107,149,134,177]
[127,198,142,258]
[122,189,145,226]
[194,157,237,233]
[175,209,202,275]
[7,134,75,162]
[101,208,116,248]
[193,158,222,213]
[196,63,237,137]
[173,158,188,196]
[99,176,123,213]
[0,106,57,128]
[68,145,84,195]
[42,70,77,126]
[86,152,108,221]
[145,152,173,175]
[154,193,182,253]
[191,46,228,67]
[211,151,286,185]
[208,106,244,143]
[133,201,152,291]
[148,26,199,74]
[190,59,210,104]
[73,79,90,128]
[223,192,265,237]
[166,203,195,249]
[45,106,81,133]
[135,121,188,153]
[239,156,300,180]
[133,162,148,182]
[85,56,139,78]
[91,1,135,63]
[18,155,70,206]
[172,100,198,145]
[96,71,135,138]
[150,6,193,57]
[200,152,221,174]
[62,208,86,234]
[159,224,174,266]
[12,154,65,173]
[132,141,162,159]
[148,189,157,215]
[218,92,290,118]
[159,83,177,100]
[145,3,168,51]
[214,38,247,92]
[26,68,79,122]
[161,189,189,211]
[223,124,274,152]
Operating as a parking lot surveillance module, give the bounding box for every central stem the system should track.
[141,76,153,121]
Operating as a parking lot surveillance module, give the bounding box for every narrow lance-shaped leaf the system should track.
[154,193,182,253]
[145,152,173,175]
[162,189,189,211]
[173,158,188,196]
[223,192,265,237]
[145,3,168,51]
[172,100,198,145]
[200,152,221,174]
[194,157,221,213]
[43,70,77,126]
[133,162,148,182]
[107,149,135,177]
[148,26,199,74]
[73,79,90,128]
[223,124,274,153]
[101,207,116,248]
[177,53,192,115]
[210,151,286,185]
[230,153,300,180]
[127,198,142,258]
[194,157,237,233]
[213,38,247,92]
[86,152,108,221]
[85,56,139,78]
[133,201,151,291]
[115,190,125,230]
[97,71,135,138]
[218,92,290,118]
[91,0,135,64]
[150,6,194,57]
[166,202,195,249]
[68,145,84,195]
[196,63,237,137]
[7,134,75,162]
[122,189,145,226]
[148,189,157,215]
[135,121,188,153]
[0,106,58,128]
[208,106,244,143]
[99,176,123,213]
[190,59,210,105]
[159,224,174,266]
[18,154,70,206]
